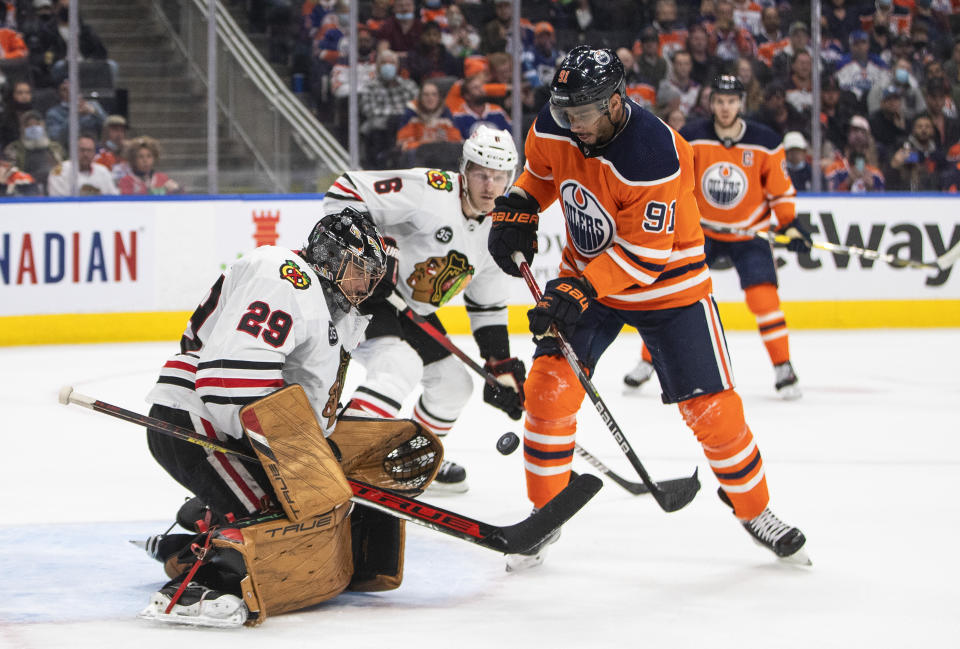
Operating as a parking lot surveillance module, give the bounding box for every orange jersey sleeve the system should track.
[515,101,711,312]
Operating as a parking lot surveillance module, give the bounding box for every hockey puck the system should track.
[496,432,520,455]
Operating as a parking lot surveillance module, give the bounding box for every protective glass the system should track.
[549,98,609,129]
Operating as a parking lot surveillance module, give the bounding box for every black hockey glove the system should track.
[358,236,399,315]
[776,220,813,254]
[487,193,541,277]
[483,357,526,420]
[527,276,596,339]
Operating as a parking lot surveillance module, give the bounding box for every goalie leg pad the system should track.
[329,417,443,494]
[239,385,352,522]
[349,506,406,592]
[210,504,354,625]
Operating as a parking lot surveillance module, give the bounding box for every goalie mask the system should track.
[304,207,387,308]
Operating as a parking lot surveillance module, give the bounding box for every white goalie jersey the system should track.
[146,245,369,439]
[322,168,509,331]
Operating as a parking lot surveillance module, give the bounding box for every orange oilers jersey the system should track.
[515,98,712,312]
[679,119,797,243]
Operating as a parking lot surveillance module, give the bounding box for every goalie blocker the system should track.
[145,385,444,627]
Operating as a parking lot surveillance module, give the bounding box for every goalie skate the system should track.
[424,459,469,495]
[774,361,801,400]
[623,359,654,389]
[139,581,248,628]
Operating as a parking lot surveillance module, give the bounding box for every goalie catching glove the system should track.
[528,276,596,339]
[775,220,813,253]
[487,193,541,277]
[483,357,526,420]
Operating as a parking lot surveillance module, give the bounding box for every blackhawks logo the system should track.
[406,250,474,307]
[425,169,454,192]
[279,259,311,289]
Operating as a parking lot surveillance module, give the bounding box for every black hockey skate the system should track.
[139,580,247,628]
[774,361,801,400]
[718,488,810,565]
[425,459,469,495]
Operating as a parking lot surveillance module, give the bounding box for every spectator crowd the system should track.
[0,0,181,196]
[295,0,960,192]
[6,0,960,194]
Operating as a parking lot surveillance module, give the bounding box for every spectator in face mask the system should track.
[783,131,813,191]
[867,56,926,118]
[359,49,418,167]
[441,4,480,58]
[376,0,423,55]
[94,114,130,179]
[2,110,64,192]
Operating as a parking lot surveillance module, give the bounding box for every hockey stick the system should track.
[386,291,502,392]
[58,386,601,554]
[513,254,699,513]
[573,445,698,496]
[703,223,946,270]
[386,292,690,497]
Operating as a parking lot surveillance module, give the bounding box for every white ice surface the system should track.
[1,329,959,648]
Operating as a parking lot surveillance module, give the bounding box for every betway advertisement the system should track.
[1,195,957,320]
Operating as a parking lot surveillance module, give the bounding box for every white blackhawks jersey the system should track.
[322,168,509,331]
[146,245,369,439]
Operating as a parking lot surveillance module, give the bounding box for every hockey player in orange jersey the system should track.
[487,47,809,570]
[624,74,812,399]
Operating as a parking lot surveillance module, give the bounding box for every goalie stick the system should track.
[386,291,693,497]
[704,223,958,271]
[58,386,601,554]
[513,254,700,513]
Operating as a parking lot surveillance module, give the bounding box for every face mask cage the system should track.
[333,250,386,306]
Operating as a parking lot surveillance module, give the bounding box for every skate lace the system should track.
[747,508,791,544]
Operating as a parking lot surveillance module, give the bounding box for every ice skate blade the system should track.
[778,547,812,566]
[138,602,247,629]
[777,384,802,401]
[423,480,469,496]
[505,550,547,572]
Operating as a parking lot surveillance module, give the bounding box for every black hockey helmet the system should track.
[304,206,387,306]
[549,45,625,128]
[711,74,745,97]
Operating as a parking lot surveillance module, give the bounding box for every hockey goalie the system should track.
[137,207,443,628]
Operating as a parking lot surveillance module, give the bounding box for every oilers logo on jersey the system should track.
[700,162,748,210]
[560,180,615,256]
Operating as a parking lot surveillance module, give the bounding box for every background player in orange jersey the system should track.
[624,74,812,400]
[487,47,809,570]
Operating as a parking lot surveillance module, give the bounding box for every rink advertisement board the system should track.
[1,194,958,345]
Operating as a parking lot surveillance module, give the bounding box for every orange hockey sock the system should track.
[522,355,586,509]
[678,390,769,519]
[745,283,790,366]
